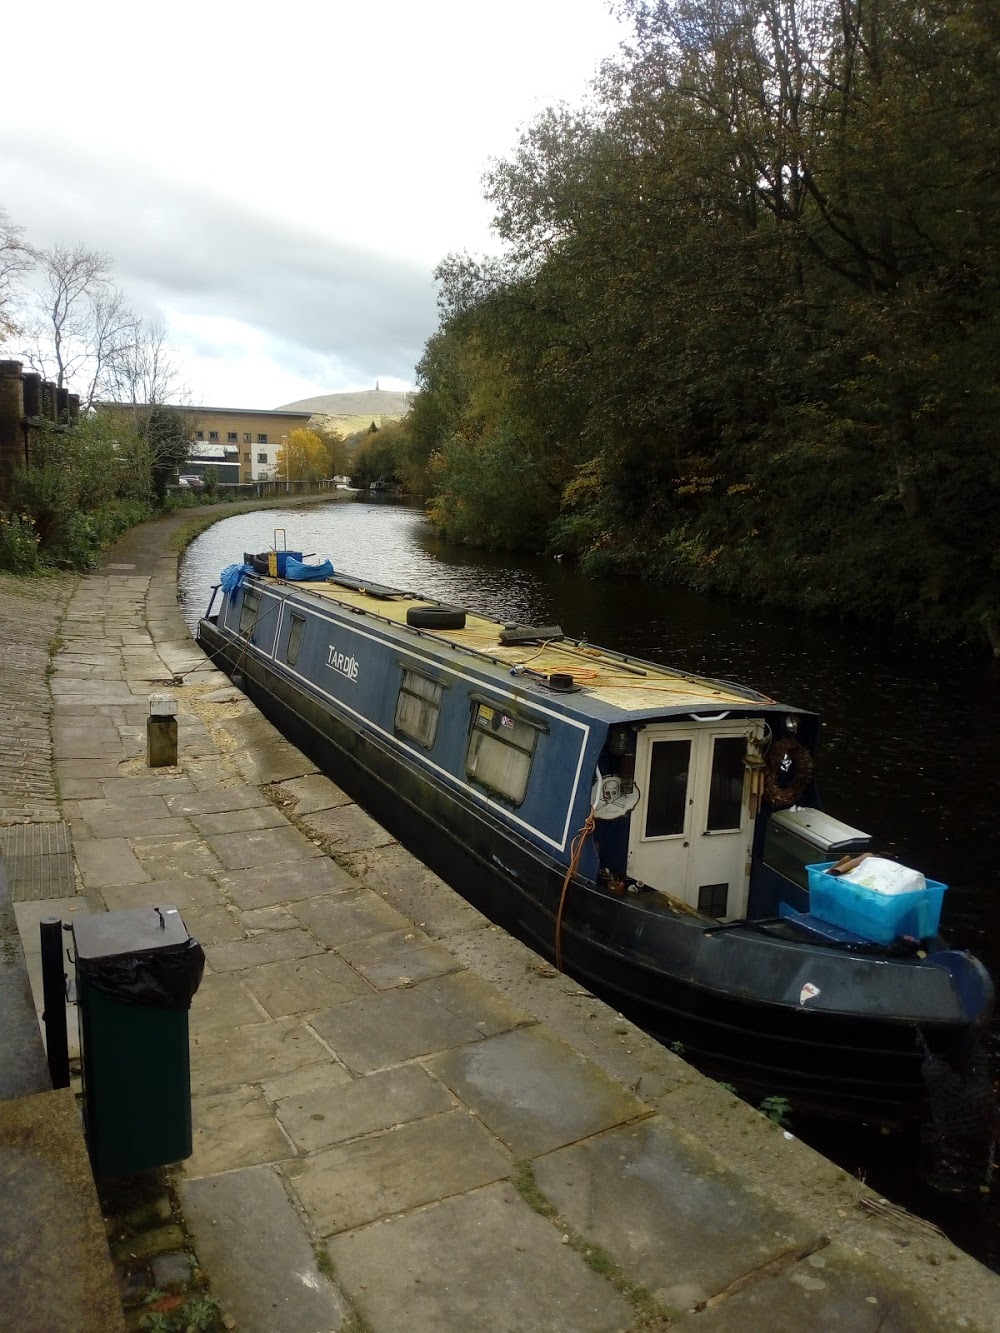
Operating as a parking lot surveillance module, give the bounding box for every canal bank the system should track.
[3,508,1000,1331]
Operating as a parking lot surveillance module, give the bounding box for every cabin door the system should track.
[627,722,762,920]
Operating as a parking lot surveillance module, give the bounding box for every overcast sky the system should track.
[2,1,628,408]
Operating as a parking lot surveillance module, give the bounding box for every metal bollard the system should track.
[39,917,70,1089]
[147,693,178,767]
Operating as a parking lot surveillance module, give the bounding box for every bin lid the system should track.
[72,905,190,961]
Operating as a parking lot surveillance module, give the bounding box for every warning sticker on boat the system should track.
[799,983,821,1005]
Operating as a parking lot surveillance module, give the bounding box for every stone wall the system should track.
[0,360,80,499]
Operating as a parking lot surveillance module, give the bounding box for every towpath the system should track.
[2,508,1000,1331]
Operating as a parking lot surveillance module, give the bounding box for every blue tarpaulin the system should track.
[286,557,334,581]
[220,563,253,597]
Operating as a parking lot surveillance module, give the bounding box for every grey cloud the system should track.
[1,134,438,386]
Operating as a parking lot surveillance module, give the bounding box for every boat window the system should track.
[395,669,444,749]
[644,739,691,837]
[706,736,747,831]
[466,703,537,804]
[239,588,260,636]
[286,613,306,666]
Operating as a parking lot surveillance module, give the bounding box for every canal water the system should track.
[180,497,1000,1268]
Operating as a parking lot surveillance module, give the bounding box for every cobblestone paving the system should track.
[0,574,77,825]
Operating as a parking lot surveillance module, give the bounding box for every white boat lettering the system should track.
[326,645,360,682]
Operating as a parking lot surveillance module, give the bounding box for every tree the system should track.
[275,428,329,484]
[22,243,138,410]
[0,207,32,344]
[312,422,349,477]
[146,405,192,504]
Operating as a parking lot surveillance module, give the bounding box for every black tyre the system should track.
[406,604,467,630]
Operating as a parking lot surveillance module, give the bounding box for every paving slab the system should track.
[180,903,245,944]
[187,1085,292,1176]
[100,876,225,913]
[405,970,535,1038]
[272,772,353,814]
[164,784,270,815]
[240,904,303,932]
[129,832,224,879]
[342,842,490,938]
[261,1060,354,1104]
[180,1167,348,1333]
[74,837,151,888]
[100,773,196,800]
[0,1088,126,1333]
[86,813,191,840]
[206,823,325,870]
[190,1017,330,1095]
[286,1108,511,1235]
[187,805,288,835]
[74,795,172,821]
[336,927,463,990]
[239,953,373,1018]
[669,1240,947,1331]
[426,1025,650,1158]
[327,1180,632,1333]
[190,971,268,1035]
[291,888,414,946]
[203,928,326,973]
[310,985,487,1074]
[533,1117,818,1315]
[218,858,354,910]
[275,1063,456,1153]
[299,803,397,854]
[217,712,319,784]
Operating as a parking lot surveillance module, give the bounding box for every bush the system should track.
[0,514,40,573]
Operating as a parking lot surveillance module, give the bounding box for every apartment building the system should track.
[186,406,315,481]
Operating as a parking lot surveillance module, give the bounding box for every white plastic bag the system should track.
[840,856,926,896]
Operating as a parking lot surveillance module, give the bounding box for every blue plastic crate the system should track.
[806,862,946,945]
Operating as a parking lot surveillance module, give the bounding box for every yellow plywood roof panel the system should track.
[279,578,766,712]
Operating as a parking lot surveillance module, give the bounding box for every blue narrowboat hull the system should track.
[197,579,995,1129]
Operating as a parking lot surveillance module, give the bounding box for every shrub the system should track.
[0,514,40,573]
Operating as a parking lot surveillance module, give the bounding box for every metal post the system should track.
[40,917,70,1089]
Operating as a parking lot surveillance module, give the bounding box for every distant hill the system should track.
[276,388,414,436]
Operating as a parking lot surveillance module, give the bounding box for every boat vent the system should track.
[698,883,729,918]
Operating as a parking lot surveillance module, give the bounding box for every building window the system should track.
[243,432,251,442]
[209,430,219,441]
[195,430,204,439]
[395,670,443,749]
[286,614,306,667]
[227,432,238,442]
[465,703,537,804]
[257,453,267,464]
[243,452,251,464]
[239,588,260,636]
[257,433,268,444]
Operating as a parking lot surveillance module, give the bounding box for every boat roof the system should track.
[254,571,800,721]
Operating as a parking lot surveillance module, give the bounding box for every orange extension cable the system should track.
[554,809,597,973]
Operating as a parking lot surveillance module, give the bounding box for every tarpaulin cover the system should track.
[286,556,334,581]
[220,562,253,597]
[77,938,206,1010]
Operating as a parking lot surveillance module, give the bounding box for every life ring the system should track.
[763,736,813,809]
[406,604,467,630]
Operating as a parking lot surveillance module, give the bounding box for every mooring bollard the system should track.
[147,692,178,767]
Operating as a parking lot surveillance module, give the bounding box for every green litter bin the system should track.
[73,905,205,1178]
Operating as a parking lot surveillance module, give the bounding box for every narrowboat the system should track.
[198,555,995,1142]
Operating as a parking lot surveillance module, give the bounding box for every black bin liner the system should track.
[78,937,206,1011]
